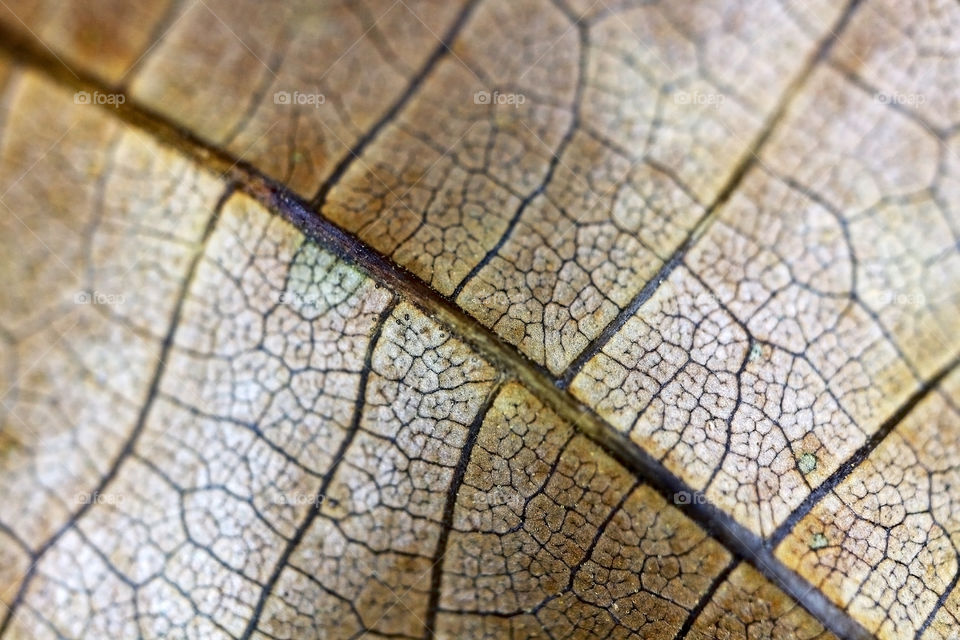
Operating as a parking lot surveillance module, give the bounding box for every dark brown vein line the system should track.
[116,0,188,89]
[0,521,31,561]
[918,541,960,638]
[675,558,737,640]
[0,183,236,639]
[567,411,873,640]
[526,478,642,618]
[309,0,480,209]
[450,18,587,301]
[423,382,503,640]
[268,177,877,640]
[770,353,960,546]
[239,298,399,640]
[558,245,686,389]
[0,22,876,640]
[557,0,865,388]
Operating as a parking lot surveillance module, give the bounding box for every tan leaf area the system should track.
[432,386,729,639]
[0,70,223,560]
[776,369,960,640]
[571,8,960,538]
[2,0,848,374]
[0,0,470,196]
[0,74,776,637]
[0,1,958,639]
[326,0,843,374]
[686,563,837,640]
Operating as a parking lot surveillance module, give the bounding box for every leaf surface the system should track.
[0,1,957,639]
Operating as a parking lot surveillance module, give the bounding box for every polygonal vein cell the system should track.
[829,0,960,132]
[776,369,960,640]
[2,192,398,639]
[0,0,473,197]
[685,563,838,640]
[0,68,223,606]
[323,0,847,374]
[433,382,734,639]
[572,54,959,538]
[252,299,500,640]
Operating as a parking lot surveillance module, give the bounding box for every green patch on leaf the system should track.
[809,533,829,550]
[798,452,818,474]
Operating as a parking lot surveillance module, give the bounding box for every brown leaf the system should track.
[0,1,957,639]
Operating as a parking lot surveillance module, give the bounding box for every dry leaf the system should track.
[0,1,957,639]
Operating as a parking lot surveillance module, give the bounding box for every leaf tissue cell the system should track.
[0,0,957,639]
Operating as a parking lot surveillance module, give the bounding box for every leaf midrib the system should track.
[1,8,950,638]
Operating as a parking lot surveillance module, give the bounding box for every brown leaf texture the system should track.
[0,1,957,639]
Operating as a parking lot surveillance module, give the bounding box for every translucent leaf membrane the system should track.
[0,69,825,639]
[571,17,959,540]
[777,369,960,640]
[1,0,849,374]
[0,0,958,637]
